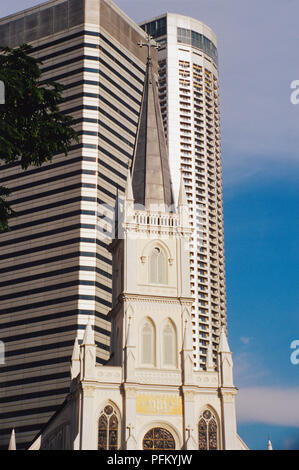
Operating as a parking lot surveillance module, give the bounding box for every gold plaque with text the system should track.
[136,393,182,415]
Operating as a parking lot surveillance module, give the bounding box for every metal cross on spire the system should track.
[138,34,159,62]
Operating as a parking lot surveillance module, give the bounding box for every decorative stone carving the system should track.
[125,387,137,399]
[221,392,235,403]
[183,390,195,401]
[82,385,95,397]
[97,367,122,383]
[194,372,218,387]
[135,370,180,385]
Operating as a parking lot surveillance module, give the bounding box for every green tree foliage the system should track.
[0,44,78,232]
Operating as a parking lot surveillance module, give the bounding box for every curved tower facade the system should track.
[141,13,226,371]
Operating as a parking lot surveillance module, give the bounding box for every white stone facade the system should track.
[27,178,247,450]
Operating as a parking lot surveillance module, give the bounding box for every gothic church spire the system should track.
[131,36,174,211]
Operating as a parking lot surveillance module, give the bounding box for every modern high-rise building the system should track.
[0,0,150,450]
[23,42,245,451]
[140,14,226,370]
[0,1,236,452]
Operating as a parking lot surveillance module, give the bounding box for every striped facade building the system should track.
[0,0,149,449]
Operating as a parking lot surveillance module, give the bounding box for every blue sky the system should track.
[1,0,299,450]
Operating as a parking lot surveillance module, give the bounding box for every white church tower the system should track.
[27,38,247,451]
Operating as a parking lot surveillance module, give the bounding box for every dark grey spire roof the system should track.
[131,58,174,211]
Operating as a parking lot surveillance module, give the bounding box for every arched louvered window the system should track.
[141,320,155,365]
[149,247,166,284]
[198,409,219,450]
[98,405,119,450]
[162,321,176,367]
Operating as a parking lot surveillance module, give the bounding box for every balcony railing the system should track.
[132,211,180,228]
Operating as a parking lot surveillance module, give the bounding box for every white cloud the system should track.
[233,351,270,387]
[240,337,252,345]
[237,387,299,427]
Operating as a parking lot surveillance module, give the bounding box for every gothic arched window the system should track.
[98,405,119,450]
[149,247,166,284]
[198,409,219,450]
[162,321,176,367]
[141,319,155,366]
[143,428,175,450]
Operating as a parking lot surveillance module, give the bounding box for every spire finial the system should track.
[72,337,80,361]
[83,317,94,345]
[125,167,134,203]
[70,336,80,379]
[219,325,231,353]
[267,436,273,450]
[138,34,159,62]
[8,429,16,450]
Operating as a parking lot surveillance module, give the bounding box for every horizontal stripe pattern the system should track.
[0,15,145,450]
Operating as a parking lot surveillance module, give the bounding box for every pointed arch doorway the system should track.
[142,427,176,450]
